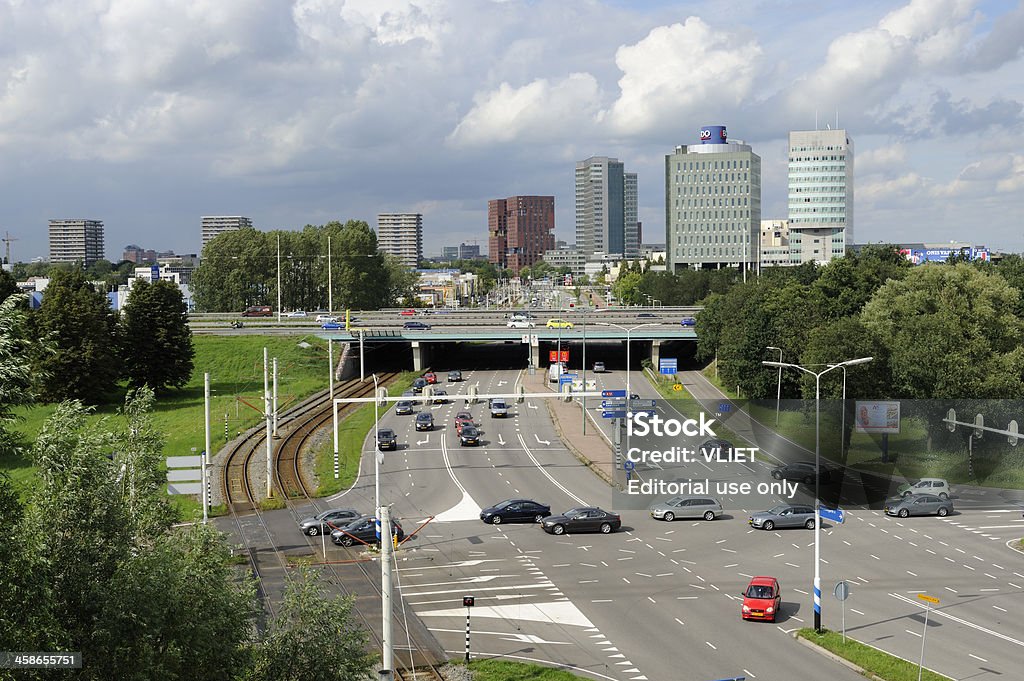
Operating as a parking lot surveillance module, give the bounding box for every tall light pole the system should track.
[597,322,662,462]
[762,356,873,633]
[372,373,382,515]
[327,234,333,315]
[766,346,783,425]
[831,364,848,456]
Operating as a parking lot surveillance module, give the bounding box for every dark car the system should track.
[411,377,428,394]
[403,321,431,330]
[460,425,481,446]
[377,428,397,451]
[297,507,362,536]
[448,370,463,382]
[480,499,552,525]
[699,438,733,457]
[415,412,434,431]
[331,516,405,547]
[636,312,657,318]
[395,400,414,415]
[542,507,621,535]
[885,494,953,518]
[771,461,830,485]
[432,389,448,404]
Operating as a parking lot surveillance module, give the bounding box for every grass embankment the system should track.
[463,659,591,681]
[797,629,953,681]
[697,365,1024,489]
[312,372,417,497]
[5,335,335,516]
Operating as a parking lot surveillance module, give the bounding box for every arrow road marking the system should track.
[534,434,551,445]
[528,402,538,410]
[417,435,430,446]
[498,433,505,445]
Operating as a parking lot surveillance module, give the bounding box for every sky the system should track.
[2,0,1023,262]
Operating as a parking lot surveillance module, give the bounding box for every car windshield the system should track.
[378,430,394,438]
[746,585,773,599]
[463,427,478,436]
[767,505,788,515]
[416,414,430,420]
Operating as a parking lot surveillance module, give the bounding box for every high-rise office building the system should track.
[575,157,640,262]
[201,216,252,250]
[377,213,423,268]
[48,219,105,266]
[787,129,853,264]
[488,196,555,271]
[664,126,761,272]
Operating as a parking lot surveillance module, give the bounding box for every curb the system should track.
[791,633,885,681]
[542,398,615,488]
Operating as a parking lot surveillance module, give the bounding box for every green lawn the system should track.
[5,334,336,512]
[797,629,953,681]
[463,659,591,681]
[313,372,417,497]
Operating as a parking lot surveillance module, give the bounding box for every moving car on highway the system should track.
[885,494,953,517]
[459,425,481,446]
[399,309,416,316]
[489,398,509,417]
[749,504,816,530]
[771,461,831,485]
[649,496,722,522]
[542,507,621,535]
[545,318,573,329]
[680,317,696,327]
[376,428,398,451]
[423,371,437,384]
[395,400,414,416]
[415,412,434,431]
[403,321,431,330]
[297,508,362,536]
[898,478,951,499]
[331,516,405,547]
[454,411,474,434]
[741,576,782,622]
[432,389,448,404]
[411,377,428,394]
[447,370,462,382]
[315,314,337,324]
[480,499,552,525]
[286,310,307,318]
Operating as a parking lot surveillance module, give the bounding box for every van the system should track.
[548,363,564,383]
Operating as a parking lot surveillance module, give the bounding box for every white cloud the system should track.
[995,154,1024,193]
[447,73,603,147]
[857,143,908,174]
[604,18,761,135]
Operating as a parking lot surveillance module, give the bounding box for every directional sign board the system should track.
[602,389,627,398]
[601,400,626,408]
[917,594,940,605]
[659,358,678,375]
[166,454,203,496]
[602,410,626,419]
[629,399,657,408]
[818,507,845,524]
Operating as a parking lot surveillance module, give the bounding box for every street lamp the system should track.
[761,356,873,633]
[766,346,783,425]
[597,322,663,462]
[830,364,848,457]
[372,373,383,515]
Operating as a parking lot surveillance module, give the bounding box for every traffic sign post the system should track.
[463,595,475,662]
[659,358,678,375]
[819,507,845,524]
[833,581,851,643]
[916,594,939,681]
[602,389,627,398]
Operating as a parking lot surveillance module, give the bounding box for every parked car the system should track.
[399,309,416,316]
[395,400,414,416]
[447,370,463,382]
[885,494,953,518]
[649,496,722,522]
[489,398,509,418]
[423,372,437,384]
[545,319,573,329]
[297,507,362,536]
[680,317,696,327]
[593,361,606,373]
[749,504,816,531]
[286,310,307,318]
[542,507,621,535]
[507,319,535,328]
[459,425,481,446]
[376,428,398,451]
[771,462,831,485]
[897,478,951,499]
[480,499,551,525]
[742,576,782,622]
[411,377,428,394]
[415,412,434,431]
[403,321,431,330]
[432,389,448,404]
[331,516,404,547]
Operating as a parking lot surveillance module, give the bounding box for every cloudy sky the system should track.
[3,0,1023,262]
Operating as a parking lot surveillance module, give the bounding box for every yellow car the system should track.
[546,319,574,329]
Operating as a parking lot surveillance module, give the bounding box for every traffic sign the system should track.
[672,384,682,392]
[602,410,626,419]
[818,507,845,524]
[833,581,851,601]
[629,399,656,408]
[719,402,732,413]
[917,594,940,605]
[601,400,626,408]
[659,358,678,375]
[624,460,635,471]
[602,389,627,398]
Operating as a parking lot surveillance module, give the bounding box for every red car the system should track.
[741,576,781,622]
[399,309,416,316]
[423,372,437,384]
[454,412,474,434]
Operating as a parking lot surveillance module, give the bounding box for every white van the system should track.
[548,363,564,383]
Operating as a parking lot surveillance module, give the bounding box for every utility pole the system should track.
[272,358,279,438]
[380,504,394,680]
[264,347,273,499]
[203,372,211,524]
[327,234,333,314]
[276,234,282,324]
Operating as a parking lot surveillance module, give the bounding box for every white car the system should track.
[315,314,338,324]
[898,478,951,499]
[507,319,535,328]
[286,310,307,318]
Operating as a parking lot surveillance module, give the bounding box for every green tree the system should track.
[0,268,17,301]
[30,269,119,403]
[330,220,390,311]
[861,263,1024,399]
[612,271,643,306]
[0,294,38,452]
[800,317,892,400]
[246,567,376,681]
[191,226,272,312]
[812,244,909,320]
[119,280,195,392]
[382,252,419,307]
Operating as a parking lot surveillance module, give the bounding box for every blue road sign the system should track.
[818,507,845,524]
[659,358,678,375]
[602,389,627,398]
[624,460,635,471]
[719,402,732,413]
[601,400,626,408]
[602,410,626,419]
[150,264,160,282]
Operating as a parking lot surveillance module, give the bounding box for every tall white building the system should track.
[787,129,853,264]
[377,213,423,268]
[575,157,640,262]
[48,219,105,266]
[201,216,252,250]
[664,126,761,272]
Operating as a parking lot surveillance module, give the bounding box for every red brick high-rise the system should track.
[487,196,555,272]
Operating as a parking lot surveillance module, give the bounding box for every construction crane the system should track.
[1,231,17,264]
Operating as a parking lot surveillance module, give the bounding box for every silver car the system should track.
[749,504,816,530]
[649,496,722,522]
[297,507,362,536]
[885,494,953,518]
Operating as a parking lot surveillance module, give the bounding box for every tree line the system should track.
[190,221,418,313]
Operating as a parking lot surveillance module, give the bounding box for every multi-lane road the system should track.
[219,362,1024,680]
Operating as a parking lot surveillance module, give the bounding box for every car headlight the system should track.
[742,605,750,612]
[766,607,774,613]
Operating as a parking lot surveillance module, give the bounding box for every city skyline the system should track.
[2,1,1022,262]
